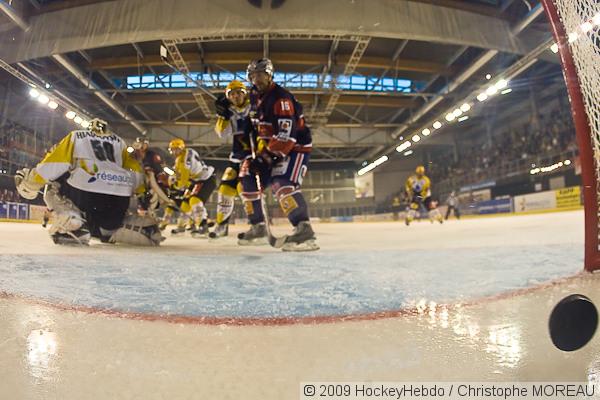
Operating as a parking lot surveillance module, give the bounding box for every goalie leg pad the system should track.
[110,214,164,246]
[43,185,86,235]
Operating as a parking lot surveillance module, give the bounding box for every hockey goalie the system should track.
[14,119,163,246]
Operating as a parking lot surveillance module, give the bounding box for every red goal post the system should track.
[541,0,600,272]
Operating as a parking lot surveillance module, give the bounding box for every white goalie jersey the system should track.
[33,130,143,197]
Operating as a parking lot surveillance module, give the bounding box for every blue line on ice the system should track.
[0,244,582,318]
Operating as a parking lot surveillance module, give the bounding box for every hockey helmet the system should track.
[90,118,108,135]
[246,58,274,82]
[225,80,247,96]
[132,136,149,150]
[415,165,425,176]
[168,138,185,154]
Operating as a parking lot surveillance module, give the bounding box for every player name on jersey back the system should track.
[68,132,137,197]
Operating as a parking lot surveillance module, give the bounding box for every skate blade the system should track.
[281,239,319,252]
[237,237,269,246]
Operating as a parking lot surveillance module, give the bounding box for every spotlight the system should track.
[29,88,40,98]
[433,121,442,129]
[477,93,488,102]
[460,103,471,112]
[452,109,463,118]
[412,135,420,142]
[48,101,58,110]
[445,113,455,122]
[65,111,76,119]
[485,74,492,80]
[422,128,431,136]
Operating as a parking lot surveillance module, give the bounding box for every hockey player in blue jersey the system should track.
[238,58,318,251]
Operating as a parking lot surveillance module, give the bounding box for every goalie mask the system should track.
[90,118,108,135]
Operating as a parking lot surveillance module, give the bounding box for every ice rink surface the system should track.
[0,210,599,399]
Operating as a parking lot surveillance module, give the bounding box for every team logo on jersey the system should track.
[79,160,100,182]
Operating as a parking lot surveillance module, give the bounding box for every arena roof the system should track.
[0,0,561,166]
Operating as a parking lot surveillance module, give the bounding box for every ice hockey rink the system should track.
[0,209,598,399]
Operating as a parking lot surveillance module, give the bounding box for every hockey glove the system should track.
[215,94,232,120]
[15,168,44,200]
[249,151,277,175]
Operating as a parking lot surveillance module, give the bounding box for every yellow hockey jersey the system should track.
[405,174,432,198]
[33,130,143,197]
[173,148,215,189]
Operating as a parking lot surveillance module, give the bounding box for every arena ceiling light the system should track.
[486,86,498,96]
[501,88,513,95]
[550,43,559,53]
[81,120,90,128]
[452,108,463,118]
[29,88,40,98]
[433,121,442,129]
[37,94,49,104]
[65,111,76,119]
[127,146,134,153]
[445,113,455,122]
[422,128,431,136]
[477,93,488,102]
[412,134,421,142]
[47,101,58,110]
[458,116,469,122]
[396,141,412,153]
[73,116,83,124]
[495,79,508,90]
[485,74,492,80]
[403,150,413,157]
[460,103,471,112]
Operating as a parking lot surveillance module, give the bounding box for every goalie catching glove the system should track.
[15,168,45,200]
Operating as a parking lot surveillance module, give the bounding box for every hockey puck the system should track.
[549,294,598,352]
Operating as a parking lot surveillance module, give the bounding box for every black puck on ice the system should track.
[549,294,598,352]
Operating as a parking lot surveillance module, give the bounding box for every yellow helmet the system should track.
[225,80,247,96]
[415,165,425,175]
[168,138,185,153]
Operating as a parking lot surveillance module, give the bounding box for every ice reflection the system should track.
[485,324,522,368]
[26,329,58,381]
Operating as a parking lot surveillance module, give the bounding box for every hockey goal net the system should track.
[541,0,600,272]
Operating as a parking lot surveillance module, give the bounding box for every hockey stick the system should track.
[248,134,288,249]
[159,45,217,101]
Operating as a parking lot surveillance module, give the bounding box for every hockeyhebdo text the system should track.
[300,382,597,400]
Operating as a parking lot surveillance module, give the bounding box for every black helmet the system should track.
[246,58,274,82]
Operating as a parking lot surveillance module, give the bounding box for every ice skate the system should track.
[171,225,186,235]
[208,223,229,239]
[281,221,319,252]
[237,223,268,245]
[191,220,209,238]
